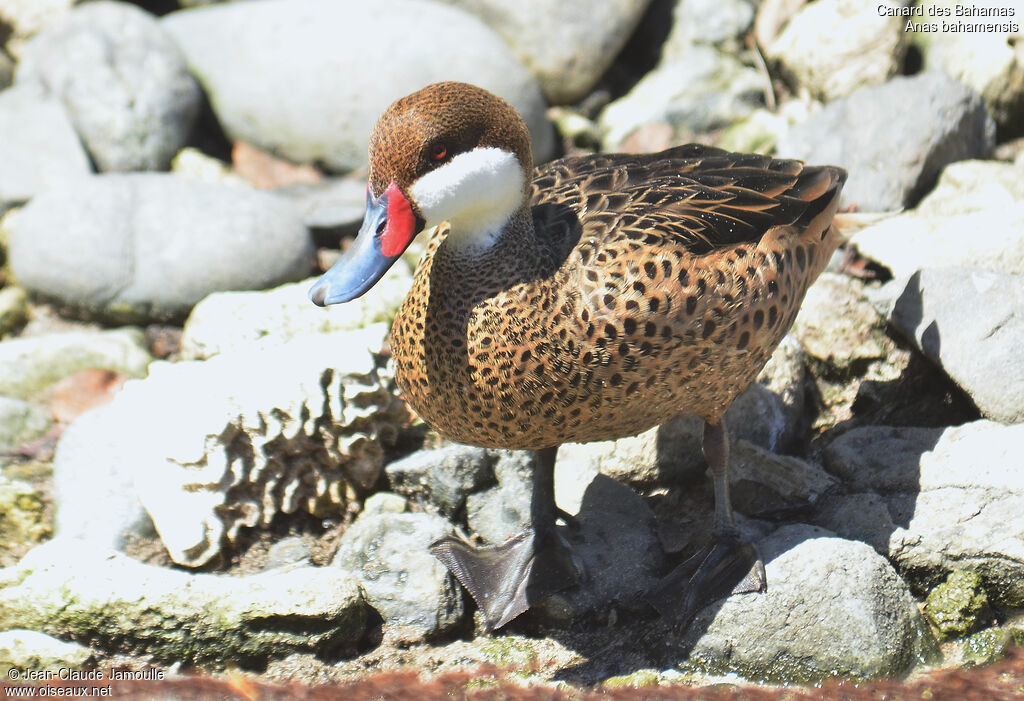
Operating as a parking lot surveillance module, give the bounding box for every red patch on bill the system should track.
[380,181,415,257]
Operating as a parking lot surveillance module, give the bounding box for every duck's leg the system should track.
[429,446,583,632]
[645,418,767,627]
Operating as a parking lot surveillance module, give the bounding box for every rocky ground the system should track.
[1,0,1023,697]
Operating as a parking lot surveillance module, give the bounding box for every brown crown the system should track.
[367,82,533,199]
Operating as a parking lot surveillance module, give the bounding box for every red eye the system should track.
[429,142,447,161]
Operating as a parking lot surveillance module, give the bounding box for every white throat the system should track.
[409,147,524,251]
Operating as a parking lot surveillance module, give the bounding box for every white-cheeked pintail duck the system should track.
[310,81,847,632]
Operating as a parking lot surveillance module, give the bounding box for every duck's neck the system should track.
[440,204,537,262]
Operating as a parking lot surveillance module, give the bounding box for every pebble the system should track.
[162,0,553,172]
[886,268,1024,424]
[332,511,465,641]
[777,72,995,211]
[0,476,51,566]
[680,525,938,682]
[0,83,91,208]
[8,174,314,323]
[16,1,202,172]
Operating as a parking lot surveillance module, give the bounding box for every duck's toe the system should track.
[644,535,766,629]
[430,526,583,632]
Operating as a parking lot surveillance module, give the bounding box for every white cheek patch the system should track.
[409,147,524,249]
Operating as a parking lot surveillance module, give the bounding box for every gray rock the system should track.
[681,524,938,683]
[0,397,51,454]
[8,174,314,323]
[0,541,367,665]
[819,421,1024,606]
[332,511,464,641]
[0,328,152,399]
[16,1,202,172]
[664,0,754,54]
[887,268,1024,423]
[53,327,405,567]
[778,72,995,211]
[600,45,764,150]
[729,440,838,518]
[180,266,411,360]
[466,454,663,626]
[385,445,496,519]
[162,0,553,172]
[435,0,650,105]
[916,0,1024,134]
[263,537,312,570]
[276,176,368,244]
[765,0,906,100]
[0,83,91,208]
[793,273,890,377]
[465,450,536,544]
[852,160,1024,278]
[0,630,93,678]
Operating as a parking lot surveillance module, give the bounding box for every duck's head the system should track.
[309,81,533,306]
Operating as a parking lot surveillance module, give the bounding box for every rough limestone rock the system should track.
[681,525,938,682]
[0,397,51,454]
[180,265,412,360]
[162,0,553,172]
[886,268,1024,423]
[820,421,1024,606]
[16,1,201,171]
[0,83,91,207]
[853,160,1024,278]
[332,511,464,641]
[435,0,651,105]
[0,541,367,665]
[8,174,314,323]
[0,328,152,399]
[53,326,406,567]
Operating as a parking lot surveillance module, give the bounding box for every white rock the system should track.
[16,1,202,172]
[0,630,93,676]
[8,173,314,322]
[821,421,1024,606]
[853,160,1024,278]
[916,0,1024,131]
[180,265,412,360]
[765,0,905,100]
[436,0,651,105]
[0,83,91,207]
[162,0,553,171]
[683,524,937,682]
[0,328,152,399]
